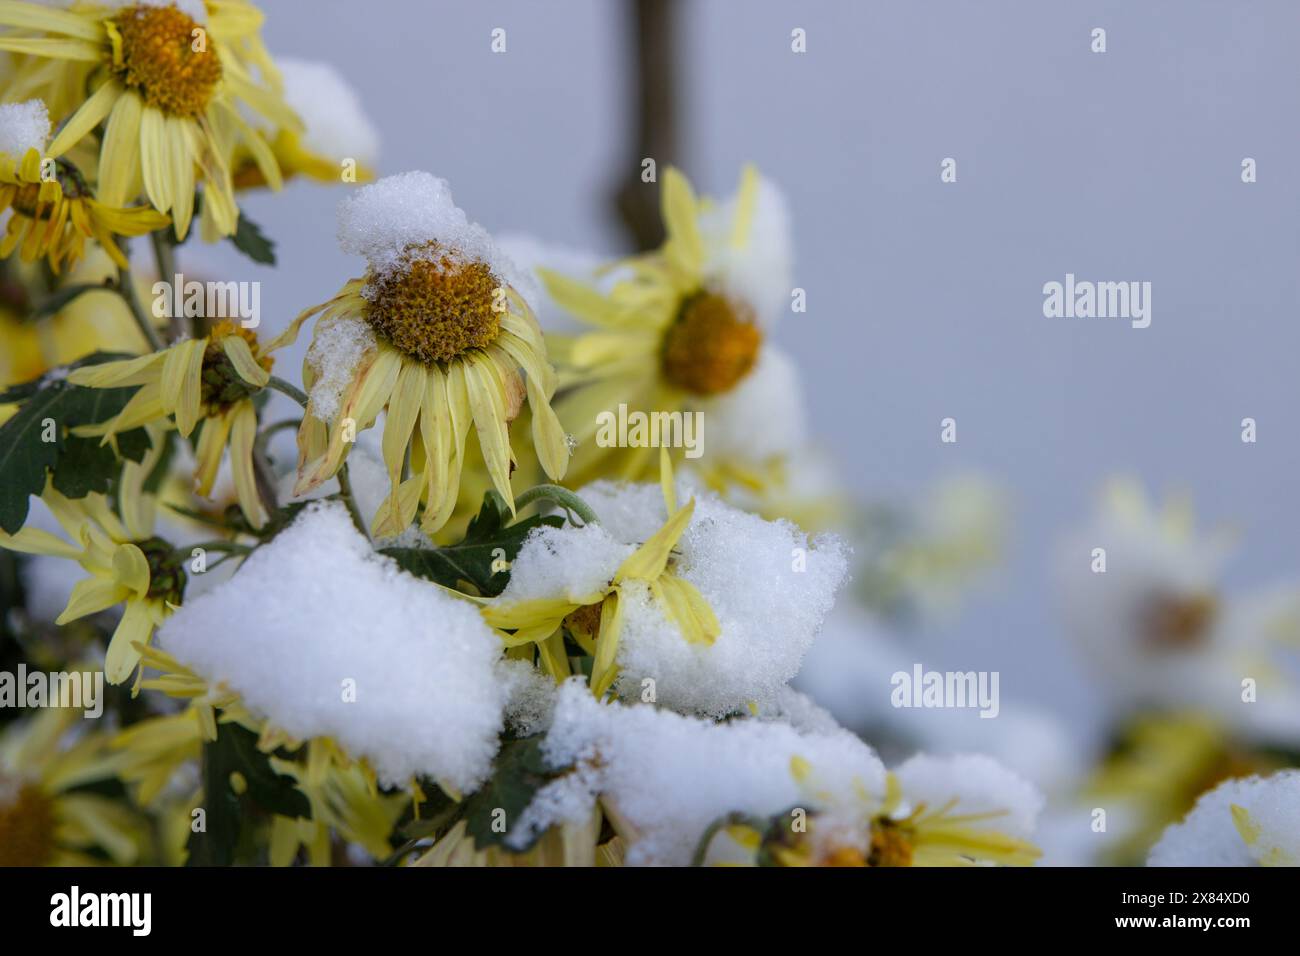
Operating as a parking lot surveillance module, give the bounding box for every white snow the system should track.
[492,479,850,716]
[1148,770,1300,866]
[498,658,556,737]
[510,679,886,865]
[0,100,49,158]
[304,316,376,421]
[277,58,380,166]
[336,172,533,308]
[155,501,508,791]
[699,345,806,463]
[894,752,1044,840]
[493,522,631,605]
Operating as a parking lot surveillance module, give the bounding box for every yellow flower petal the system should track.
[660,166,704,279]
[221,334,270,389]
[159,338,206,437]
[48,79,123,158]
[590,592,624,698]
[104,599,157,684]
[56,574,129,624]
[229,400,266,529]
[615,499,695,583]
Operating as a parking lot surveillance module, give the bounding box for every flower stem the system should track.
[514,484,600,526]
[266,375,309,408]
[115,264,164,353]
[336,462,369,537]
[149,229,186,339]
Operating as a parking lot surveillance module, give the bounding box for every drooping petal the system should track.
[228,400,267,529]
[47,80,122,157]
[158,338,206,437]
[590,592,625,698]
[104,599,158,684]
[221,334,270,389]
[56,574,129,624]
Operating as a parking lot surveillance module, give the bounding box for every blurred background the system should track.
[193,0,1300,751]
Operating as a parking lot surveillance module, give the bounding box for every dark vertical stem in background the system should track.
[612,0,679,251]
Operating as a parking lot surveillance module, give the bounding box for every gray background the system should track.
[190,1,1300,743]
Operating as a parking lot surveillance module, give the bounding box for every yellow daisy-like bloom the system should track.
[542,165,778,486]
[283,243,570,538]
[0,436,181,683]
[0,141,169,271]
[232,58,378,190]
[0,0,297,240]
[483,453,719,694]
[1,705,143,865]
[68,319,284,529]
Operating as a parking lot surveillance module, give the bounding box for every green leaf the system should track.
[0,353,150,533]
[185,722,310,867]
[228,211,276,265]
[461,736,567,852]
[50,428,150,499]
[380,490,563,596]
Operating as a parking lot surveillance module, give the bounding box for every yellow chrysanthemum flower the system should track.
[542,165,789,486]
[1,705,143,865]
[0,0,297,239]
[280,173,570,537]
[0,434,180,683]
[68,319,285,529]
[483,453,719,693]
[233,58,378,189]
[0,134,168,271]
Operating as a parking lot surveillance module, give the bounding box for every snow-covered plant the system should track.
[0,0,1051,870]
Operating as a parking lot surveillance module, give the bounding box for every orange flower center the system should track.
[364,242,503,364]
[660,292,762,396]
[867,819,914,867]
[109,4,222,117]
[201,321,272,410]
[1141,593,1218,650]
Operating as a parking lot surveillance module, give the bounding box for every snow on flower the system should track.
[157,502,510,791]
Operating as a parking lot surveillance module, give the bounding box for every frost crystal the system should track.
[336,171,532,308]
[494,479,849,716]
[304,317,376,421]
[1148,770,1300,866]
[0,100,49,158]
[157,502,508,791]
[511,680,886,865]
